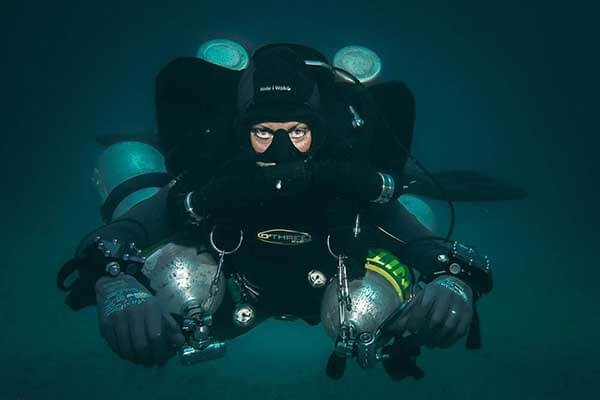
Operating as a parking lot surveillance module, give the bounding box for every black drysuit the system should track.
[66,185,456,339]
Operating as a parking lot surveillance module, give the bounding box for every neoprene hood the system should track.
[237,46,322,124]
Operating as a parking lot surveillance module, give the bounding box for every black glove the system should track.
[205,160,313,208]
[169,160,313,224]
[95,274,185,365]
[388,275,474,349]
[311,160,393,202]
[170,159,395,226]
[235,160,387,203]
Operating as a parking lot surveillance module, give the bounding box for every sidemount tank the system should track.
[321,271,402,340]
[92,141,170,222]
[141,242,226,317]
[398,194,439,235]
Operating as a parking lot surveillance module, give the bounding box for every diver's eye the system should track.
[290,127,308,139]
[252,128,273,140]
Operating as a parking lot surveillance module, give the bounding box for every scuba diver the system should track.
[58,41,498,378]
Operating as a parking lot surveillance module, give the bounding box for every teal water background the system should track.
[1,1,598,399]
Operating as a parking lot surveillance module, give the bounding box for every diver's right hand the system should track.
[95,274,185,365]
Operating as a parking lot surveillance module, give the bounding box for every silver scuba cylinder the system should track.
[332,45,382,86]
[321,256,414,369]
[398,194,439,235]
[141,242,227,364]
[92,141,168,221]
[196,38,249,71]
[321,270,403,341]
[141,242,226,316]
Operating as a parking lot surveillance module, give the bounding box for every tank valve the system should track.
[178,302,226,365]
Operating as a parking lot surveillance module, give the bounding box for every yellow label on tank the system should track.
[365,248,412,300]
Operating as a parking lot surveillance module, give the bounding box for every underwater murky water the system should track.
[2,1,598,399]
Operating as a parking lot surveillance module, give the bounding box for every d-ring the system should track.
[210,226,244,255]
[326,234,345,260]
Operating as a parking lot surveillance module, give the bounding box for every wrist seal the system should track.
[371,172,395,204]
[184,191,207,225]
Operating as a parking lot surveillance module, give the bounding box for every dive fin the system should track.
[381,336,424,380]
[402,169,528,201]
[326,352,347,380]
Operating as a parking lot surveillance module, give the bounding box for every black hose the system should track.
[331,66,456,240]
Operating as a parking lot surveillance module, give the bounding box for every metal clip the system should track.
[208,226,243,301]
[327,234,354,357]
[349,105,365,129]
[352,213,361,238]
[209,226,254,328]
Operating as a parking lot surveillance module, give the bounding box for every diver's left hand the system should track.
[391,276,474,348]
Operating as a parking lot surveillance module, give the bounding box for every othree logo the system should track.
[257,229,312,245]
[259,85,292,92]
